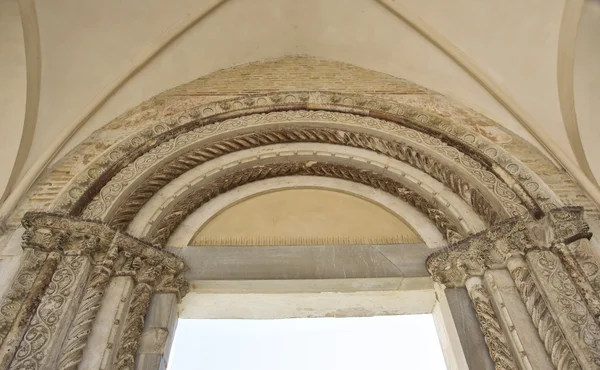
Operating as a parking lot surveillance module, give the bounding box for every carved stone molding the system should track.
[147,160,464,247]
[0,213,188,370]
[0,251,59,369]
[428,207,599,369]
[507,258,580,370]
[114,262,163,370]
[465,277,518,370]
[37,93,554,222]
[543,207,592,245]
[9,254,92,370]
[527,250,600,369]
[0,249,48,346]
[426,206,592,287]
[80,121,521,228]
[426,218,535,286]
[56,242,119,370]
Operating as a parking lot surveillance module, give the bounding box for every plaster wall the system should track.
[574,0,600,181]
[192,189,420,246]
[0,0,26,197]
[27,0,550,174]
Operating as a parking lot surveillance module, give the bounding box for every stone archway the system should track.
[1,59,600,370]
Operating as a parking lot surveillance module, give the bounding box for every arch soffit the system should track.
[9,92,567,250]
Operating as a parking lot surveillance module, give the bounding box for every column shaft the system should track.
[465,276,518,370]
[525,250,600,369]
[9,255,91,370]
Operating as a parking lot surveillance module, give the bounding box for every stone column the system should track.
[114,260,163,370]
[111,242,187,370]
[526,250,600,368]
[135,294,178,370]
[0,248,59,368]
[428,206,600,370]
[56,239,119,370]
[9,252,93,369]
[483,268,553,370]
[465,276,518,370]
[0,217,77,369]
[507,256,579,369]
[442,286,495,370]
[0,213,188,370]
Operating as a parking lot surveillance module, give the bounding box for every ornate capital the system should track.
[19,213,187,288]
[20,212,114,257]
[426,207,593,286]
[426,218,534,286]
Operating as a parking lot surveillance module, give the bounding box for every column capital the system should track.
[20,212,189,300]
[427,206,592,286]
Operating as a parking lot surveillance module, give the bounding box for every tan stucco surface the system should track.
[192,189,421,245]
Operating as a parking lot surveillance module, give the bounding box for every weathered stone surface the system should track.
[483,269,553,370]
[168,243,430,280]
[444,287,495,370]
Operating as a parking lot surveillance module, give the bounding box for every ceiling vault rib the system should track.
[1,0,42,203]
[375,0,600,206]
[0,0,230,221]
[556,0,597,185]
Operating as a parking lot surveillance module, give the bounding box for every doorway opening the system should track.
[168,315,447,370]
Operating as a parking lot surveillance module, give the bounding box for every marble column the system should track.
[427,207,600,370]
[0,213,188,370]
[135,293,178,370]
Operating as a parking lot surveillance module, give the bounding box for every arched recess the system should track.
[166,177,452,249]
[1,65,600,370]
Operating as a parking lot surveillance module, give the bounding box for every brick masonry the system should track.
[12,56,600,231]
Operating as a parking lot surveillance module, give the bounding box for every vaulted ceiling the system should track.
[1,0,599,212]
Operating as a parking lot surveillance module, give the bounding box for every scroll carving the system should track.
[56,244,118,370]
[465,277,517,370]
[507,260,580,370]
[81,124,510,230]
[9,255,90,370]
[114,263,163,370]
[568,239,600,294]
[426,206,593,287]
[0,213,188,370]
[527,251,600,368]
[44,93,551,222]
[0,249,47,346]
[0,252,59,369]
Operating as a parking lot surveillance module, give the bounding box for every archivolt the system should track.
[11,92,565,248]
[82,113,526,228]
